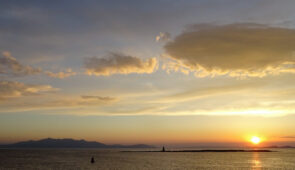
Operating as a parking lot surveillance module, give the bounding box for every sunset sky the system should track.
[1,0,295,146]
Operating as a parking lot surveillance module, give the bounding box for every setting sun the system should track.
[251,136,261,145]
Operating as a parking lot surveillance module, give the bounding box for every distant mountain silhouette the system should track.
[0,138,154,148]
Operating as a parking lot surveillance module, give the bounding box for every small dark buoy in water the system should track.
[162,146,165,152]
[91,157,95,164]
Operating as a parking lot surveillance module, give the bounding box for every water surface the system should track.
[0,148,294,169]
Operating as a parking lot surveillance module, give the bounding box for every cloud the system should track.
[0,51,76,79]
[156,32,171,42]
[45,69,77,79]
[163,23,295,77]
[0,81,118,112]
[84,53,158,76]
[81,95,118,102]
[159,82,264,103]
[0,81,58,101]
[0,51,42,76]
[37,95,118,109]
[0,94,118,113]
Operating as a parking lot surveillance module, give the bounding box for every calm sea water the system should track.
[0,148,294,169]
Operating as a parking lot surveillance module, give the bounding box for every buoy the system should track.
[91,157,95,164]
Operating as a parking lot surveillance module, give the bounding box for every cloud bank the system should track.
[163,23,295,77]
[84,53,157,76]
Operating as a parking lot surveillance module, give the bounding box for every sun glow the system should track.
[251,136,261,145]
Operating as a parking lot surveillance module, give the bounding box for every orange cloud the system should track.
[84,53,158,76]
[45,69,77,79]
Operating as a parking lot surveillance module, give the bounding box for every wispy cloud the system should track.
[163,23,295,78]
[0,92,118,113]
[0,51,42,76]
[84,53,158,76]
[81,95,118,102]
[0,81,58,101]
[45,69,77,79]
[158,82,264,103]
[0,51,76,79]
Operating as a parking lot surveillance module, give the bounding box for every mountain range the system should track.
[0,138,154,148]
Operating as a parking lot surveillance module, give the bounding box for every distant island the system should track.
[0,138,154,149]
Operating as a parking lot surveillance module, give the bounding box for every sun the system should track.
[251,136,261,145]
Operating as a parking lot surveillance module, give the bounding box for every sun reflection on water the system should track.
[252,152,262,169]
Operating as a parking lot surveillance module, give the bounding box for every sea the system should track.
[0,148,294,170]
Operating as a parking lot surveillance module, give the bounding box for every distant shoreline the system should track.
[123,149,274,152]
